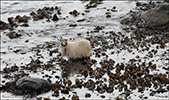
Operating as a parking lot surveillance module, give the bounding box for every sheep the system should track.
[60,39,92,59]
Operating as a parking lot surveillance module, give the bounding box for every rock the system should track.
[52,14,59,21]
[141,5,169,29]
[16,76,51,96]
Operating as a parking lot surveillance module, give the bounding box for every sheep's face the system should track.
[60,39,68,48]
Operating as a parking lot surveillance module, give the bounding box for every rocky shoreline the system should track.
[0,0,169,100]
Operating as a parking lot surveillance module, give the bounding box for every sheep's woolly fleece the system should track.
[60,39,91,58]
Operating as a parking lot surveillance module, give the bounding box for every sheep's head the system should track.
[60,39,68,47]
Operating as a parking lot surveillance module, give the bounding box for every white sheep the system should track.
[60,39,91,59]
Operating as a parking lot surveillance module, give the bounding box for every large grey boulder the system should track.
[16,76,51,96]
[141,5,169,29]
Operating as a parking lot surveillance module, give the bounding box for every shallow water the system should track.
[1,0,169,100]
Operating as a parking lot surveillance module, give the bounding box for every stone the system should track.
[141,5,169,29]
[16,76,51,96]
[52,14,59,21]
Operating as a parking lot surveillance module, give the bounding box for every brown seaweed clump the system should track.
[6,31,22,39]
[0,15,30,30]
[85,0,103,9]
[69,10,80,16]
[0,20,9,30]
[30,6,61,22]
[15,15,30,23]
